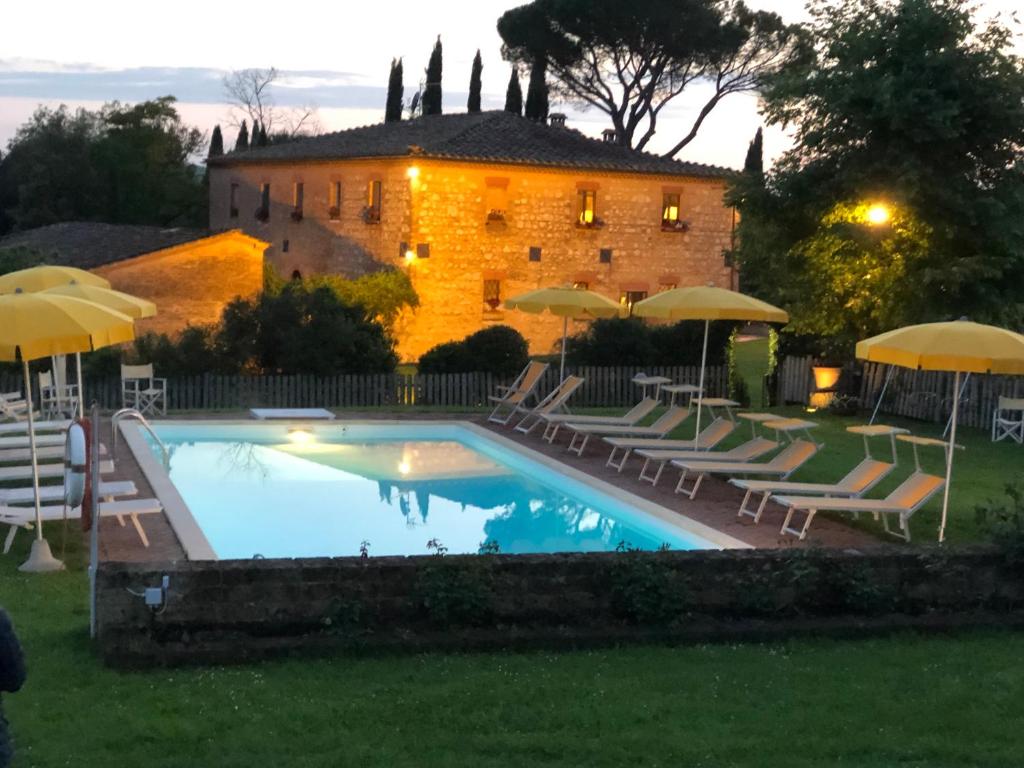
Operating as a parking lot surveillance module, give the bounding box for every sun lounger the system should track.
[730,458,894,523]
[487,361,550,425]
[606,417,739,478]
[672,439,820,500]
[1,497,162,553]
[564,405,691,456]
[0,420,70,436]
[0,433,68,450]
[634,432,776,486]
[0,480,137,506]
[539,398,659,443]
[0,443,106,464]
[0,392,30,422]
[512,376,586,434]
[775,472,945,542]
[0,459,115,483]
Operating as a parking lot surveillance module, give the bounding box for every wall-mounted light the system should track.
[406,166,420,180]
[404,249,416,263]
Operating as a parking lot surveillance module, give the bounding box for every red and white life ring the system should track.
[64,419,93,528]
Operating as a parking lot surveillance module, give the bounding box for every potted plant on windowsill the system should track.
[327,205,340,221]
[361,206,381,224]
[576,217,605,230]
[486,209,508,229]
[254,206,269,222]
[661,219,690,232]
[484,297,502,311]
[290,208,303,222]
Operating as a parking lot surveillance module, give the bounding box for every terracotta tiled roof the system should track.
[208,111,734,178]
[0,222,228,269]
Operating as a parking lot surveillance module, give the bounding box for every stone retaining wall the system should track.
[95,547,1024,667]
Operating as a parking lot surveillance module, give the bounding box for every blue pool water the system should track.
[149,422,721,559]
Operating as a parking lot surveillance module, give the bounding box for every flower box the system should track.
[661,220,690,232]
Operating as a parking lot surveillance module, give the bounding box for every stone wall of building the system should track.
[210,159,736,362]
[95,546,1024,668]
[93,236,265,336]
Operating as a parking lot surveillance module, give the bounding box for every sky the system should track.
[0,0,1020,170]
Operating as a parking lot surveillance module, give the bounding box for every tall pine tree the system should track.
[385,58,404,122]
[209,125,224,157]
[467,50,483,113]
[504,66,523,116]
[743,127,764,178]
[234,120,249,152]
[524,59,548,122]
[422,36,443,115]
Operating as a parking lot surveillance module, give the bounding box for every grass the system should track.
[2,536,1024,766]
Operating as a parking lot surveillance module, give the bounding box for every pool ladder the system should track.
[112,408,170,470]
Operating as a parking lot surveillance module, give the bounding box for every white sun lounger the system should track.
[487,361,550,425]
[731,458,894,523]
[0,392,30,422]
[775,472,945,542]
[1,497,162,553]
[0,480,138,506]
[0,420,70,436]
[539,398,659,443]
[634,432,777,486]
[250,408,335,420]
[512,376,586,435]
[606,417,738,477]
[0,459,115,483]
[672,439,820,500]
[564,405,691,456]
[0,433,68,450]
[729,424,906,523]
[0,443,107,464]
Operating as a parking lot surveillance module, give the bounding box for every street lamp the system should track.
[866,204,891,225]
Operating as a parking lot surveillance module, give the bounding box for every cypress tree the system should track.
[504,66,523,116]
[422,36,443,115]
[257,122,269,147]
[743,127,764,178]
[467,50,483,113]
[209,125,224,157]
[385,58,404,123]
[524,59,549,122]
[234,120,249,152]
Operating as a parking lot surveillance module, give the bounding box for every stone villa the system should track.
[208,110,738,361]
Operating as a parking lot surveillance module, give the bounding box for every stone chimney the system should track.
[549,113,567,128]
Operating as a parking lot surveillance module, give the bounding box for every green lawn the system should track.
[1,536,1023,766]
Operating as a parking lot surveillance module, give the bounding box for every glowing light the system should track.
[397,460,411,476]
[287,428,315,445]
[404,249,416,262]
[866,204,891,225]
[406,166,420,180]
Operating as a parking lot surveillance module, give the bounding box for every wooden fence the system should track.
[1,365,726,412]
[775,356,1024,430]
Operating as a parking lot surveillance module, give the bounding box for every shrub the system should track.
[419,325,528,378]
[567,318,734,367]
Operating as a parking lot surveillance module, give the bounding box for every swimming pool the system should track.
[124,421,747,560]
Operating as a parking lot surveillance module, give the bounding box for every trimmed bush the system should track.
[419,326,528,378]
[567,318,734,367]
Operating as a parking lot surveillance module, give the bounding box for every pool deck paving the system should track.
[96,410,883,563]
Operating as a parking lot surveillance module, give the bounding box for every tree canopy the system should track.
[732,0,1024,354]
[0,96,207,234]
[497,0,806,155]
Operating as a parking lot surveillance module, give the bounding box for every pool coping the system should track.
[120,418,751,560]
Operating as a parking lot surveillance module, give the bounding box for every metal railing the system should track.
[112,408,170,470]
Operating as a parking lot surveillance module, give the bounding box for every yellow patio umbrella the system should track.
[0,265,110,294]
[0,291,135,572]
[633,285,789,440]
[42,283,157,418]
[505,285,622,380]
[857,320,1024,542]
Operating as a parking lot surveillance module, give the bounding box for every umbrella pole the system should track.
[939,370,960,544]
[18,358,64,573]
[76,352,85,420]
[559,316,568,382]
[694,320,709,442]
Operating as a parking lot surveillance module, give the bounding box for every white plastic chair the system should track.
[38,371,79,419]
[992,397,1024,444]
[121,364,167,416]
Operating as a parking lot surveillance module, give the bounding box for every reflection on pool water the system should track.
[149,423,722,559]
